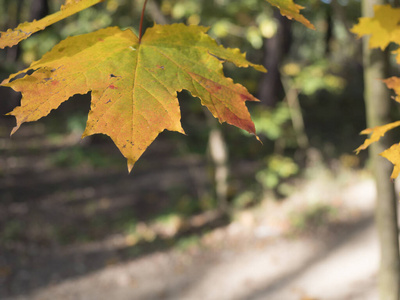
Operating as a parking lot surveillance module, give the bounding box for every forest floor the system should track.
[0,118,380,300]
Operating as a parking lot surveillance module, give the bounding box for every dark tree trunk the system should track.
[5,0,24,62]
[3,0,49,63]
[29,0,49,21]
[324,5,333,55]
[258,10,291,107]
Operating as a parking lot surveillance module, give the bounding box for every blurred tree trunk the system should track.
[206,112,229,212]
[362,0,400,298]
[147,0,169,25]
[5,0,23,62]
[324,4,333,55]
[258,10,291,107]
[3,0,48,55]
[208,125,228,211]
[29,0,49,21]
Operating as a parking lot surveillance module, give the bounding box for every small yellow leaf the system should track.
[265,0,315,30]
[0,0,103,49]
[351,4,400,50]
[383,76,400,103]
[380,143,400,179]
[355,120,400,154]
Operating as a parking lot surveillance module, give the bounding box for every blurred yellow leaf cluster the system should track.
[352,5,400,51]
[352,5,400,179]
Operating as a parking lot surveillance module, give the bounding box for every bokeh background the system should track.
[0,0,393,299]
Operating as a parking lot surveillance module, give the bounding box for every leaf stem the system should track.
[139,0,149,43]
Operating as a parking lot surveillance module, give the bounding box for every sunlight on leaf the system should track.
[355,120,400,154]
[1,24,265,172]
[383,77,400,103]
[380,143,400,179]
[265,0,315,30]
[351,4,400,50]
[0,0,104,49]
[352,4,400,178]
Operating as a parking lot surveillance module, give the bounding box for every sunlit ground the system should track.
[0,116,381,300]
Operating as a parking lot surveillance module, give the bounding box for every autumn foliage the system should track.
[0,0,312,172]
[352,4,400,179]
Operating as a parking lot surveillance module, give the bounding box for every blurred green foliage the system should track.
[1,220,22,243]
[256,155,299,190]
[49,146,120,168]
[283,60,346,96]
[290,203,338,233]
[252,103,292,140]
[175,234,200,251]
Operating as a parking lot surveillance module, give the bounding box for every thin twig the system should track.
[139,0,149,43]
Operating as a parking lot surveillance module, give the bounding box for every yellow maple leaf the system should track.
[351,4,400,50]
[380,143,400,179]
[355,120,400,154]
[0,0,104,49]
[266,0,315,29]
[1,24,265,172]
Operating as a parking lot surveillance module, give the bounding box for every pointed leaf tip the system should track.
[265,0,315,30]
[355,121,400,154]
[127,161,135,173]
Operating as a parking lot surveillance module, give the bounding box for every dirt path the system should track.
[8,175,379,300]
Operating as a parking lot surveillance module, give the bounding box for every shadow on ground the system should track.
[0,115,244,298]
